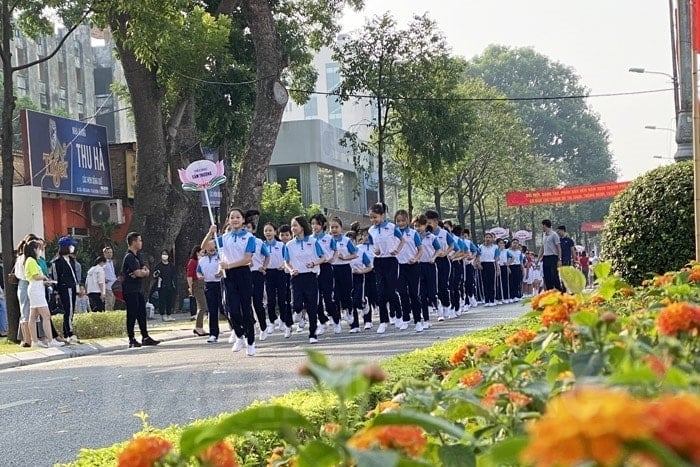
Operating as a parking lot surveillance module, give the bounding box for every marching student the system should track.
[356,227,378,329]
[447,225,466,318]
[197,239,224,343]
[462,229,479,308]
[278,224,295,337]
[347,230,372,333]
[263,223,287,335]
[507,238,525,301]
[367,202,405,334]
[413,214,440,330]
[395,209,423,332]
[496,238,510,304]
[477,232,499,307]
[246,220,270,340]
[205,208,257,356]
[329,217,357,333]
[425,210,454,321]
[310,213,337,334]
[283,215,325,343]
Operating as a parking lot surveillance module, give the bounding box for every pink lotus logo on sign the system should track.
[488,227,510,239]
[178,160,226,191]
[513,230,533,241]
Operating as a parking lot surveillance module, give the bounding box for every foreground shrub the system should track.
[602,161,694,285]
[52,311,126,339]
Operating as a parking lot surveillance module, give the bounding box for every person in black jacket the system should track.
[151,250,176,321]
[51,237,80,343]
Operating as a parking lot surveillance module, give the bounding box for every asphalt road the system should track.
[0,303,527,466]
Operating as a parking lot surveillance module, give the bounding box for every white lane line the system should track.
[0,399,40,410]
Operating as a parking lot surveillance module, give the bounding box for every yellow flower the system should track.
[117,436,172,467]
[348,425,427,458]
[555,370,574,382]
[520,387,651,467]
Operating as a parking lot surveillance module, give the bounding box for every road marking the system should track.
[0,399,40,410]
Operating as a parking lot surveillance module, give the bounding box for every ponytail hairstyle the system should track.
[350,221,361,233]
[369,202,387,216]
[310,213,328,231]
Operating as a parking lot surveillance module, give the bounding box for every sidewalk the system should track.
[0,312,200,371]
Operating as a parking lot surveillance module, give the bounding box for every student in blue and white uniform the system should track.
[425,210,454,320]
[395,209,423,332]
[496,238,510,304]
[206,208,257,356]
[446,224,466,318]
[356,228,377,329]
[477,232,499,307]
[310,213,337,334]
[462,229,479,308]
[246,220,270,340]
[412,214,440,330]
[367,202,405,334]
[507,239,525,301]
[347,230,372,333]
[283,215,325,344]
[197,239,224,343]
[278,224,294,337]
[329,217,357,334]
[262,223,287,334]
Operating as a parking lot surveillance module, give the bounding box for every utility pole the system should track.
[675,0,694,161]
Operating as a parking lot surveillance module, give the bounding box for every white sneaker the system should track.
[246,344,256,356]
[293,313,300,323]
[347,312,355,325]
[423,321,431,329]
[31,340,48,348]
[398,321,409,331]
[377,323,387,334]
[228,333,236,344]
[364,322,373,330]
[69,335,79,344]
[470,297,478,307]
[274,318,282,330]
[297,318,306,331]
[388,316,395,326]
[333,324,342,334]
[49,339,66,347]
[317,324,327,335]
[260,329,268,341]
[349,327,360,333]
[231,337,246,352]
[284,328,292,338]
[447,310,456,319]
[266,325,274,336]
[415,322,424,333]
[207,335,218,343]
[309,337,318,344]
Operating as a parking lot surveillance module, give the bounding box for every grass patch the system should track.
[0,337,34,355]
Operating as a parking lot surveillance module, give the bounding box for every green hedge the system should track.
[602,161,694,285]
[52,311,127,340]
[65,316,536,466]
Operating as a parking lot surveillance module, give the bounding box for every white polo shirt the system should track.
[283,236,324,274]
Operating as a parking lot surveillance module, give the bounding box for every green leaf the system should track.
[594,262,612,281]
[597,277,618,301]
[570,310,598,327]
[369,409,467,440]
[570,351,605,378]
[480,436,529,466]
[627,439,693,467]
[438,444,476,467]
[664,366,690,388]
[348,448,400,467]
[558,266,586,294]
[608,367,658,384]
[180,405,313,457]
[296,440,343,467]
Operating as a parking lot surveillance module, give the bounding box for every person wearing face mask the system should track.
[50,236,80,343]
[152,249,176,321]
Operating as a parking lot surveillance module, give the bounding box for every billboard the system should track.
[23,109,112,198]
[581,221,605,232]
[506,181,629,207]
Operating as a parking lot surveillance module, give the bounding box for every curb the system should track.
[0,329,195,371]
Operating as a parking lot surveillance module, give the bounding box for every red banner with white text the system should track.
[506,182,630,207]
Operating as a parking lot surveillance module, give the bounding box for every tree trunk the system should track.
[433,187,442,217]
[232,0,287,211]
[496,201,502,227]
[406,176,413,218]
[478,197,486,238]
[1,1,18,342]
[111,15,188,268]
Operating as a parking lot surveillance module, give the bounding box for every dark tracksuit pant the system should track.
[509,265,523,299]
[465,263,476,300]
[419,262,438,322]
[497,265,510,301]
[251,270,267,331]
[373,257,400,324]
[364,270,378,317]
[332,264,353,317]
[204,281,223,338]
[542,255,562,291]
[435,256,451,308]
[265,269,286,325]
[398,262,422,323]
[223,266,255,345]
[449,260,463,311]
[292,272,319,339]
[317,263,334,324]
[124,292,149,340]
[58,285,76,338]
[351,272,364,329]
[481,262,497,304]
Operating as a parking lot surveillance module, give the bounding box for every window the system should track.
[76,66,85,93]
[318,166,336,208]
[275,165,300,192]
[38,59,48,83]
[325,63,342,128]
[58,58,68,90]
[94,68,112,95]
[336,171,347,211]
[304,96,318,119]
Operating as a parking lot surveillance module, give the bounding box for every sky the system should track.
[342,0,677,182]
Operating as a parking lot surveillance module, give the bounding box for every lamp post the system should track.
[644,125,675,133]
[652,155,675,160]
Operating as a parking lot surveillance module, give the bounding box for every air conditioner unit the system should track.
[90,199,125,226]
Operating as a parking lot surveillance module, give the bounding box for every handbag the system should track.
[6,262,18,286]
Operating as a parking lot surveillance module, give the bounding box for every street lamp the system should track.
[629,68,680,127]
[653,155,675,160]
[645,125,675,133]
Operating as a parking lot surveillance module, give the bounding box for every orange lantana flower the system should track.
[449,345,469,366]
[653,273,674,288]
[689,266,700,283]
[645,393,700,464]
[505,329,537,346]
[656,302,700,336]
[508,391,533,408]
[520,387,651,467]
[459,370,484,388]
[198,440,239,467]
[348,425,427,458]
[482,383,509,408]
[117,436,172,467]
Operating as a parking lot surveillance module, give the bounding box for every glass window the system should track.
[275,165,300,192]
[336,171,346,211]
[304,96,318,119]
[318,166,336,208]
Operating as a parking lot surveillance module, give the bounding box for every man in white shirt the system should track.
[538,219,563,291]
[102,247,118,311]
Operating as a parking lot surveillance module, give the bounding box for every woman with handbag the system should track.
[51,236,80,343]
